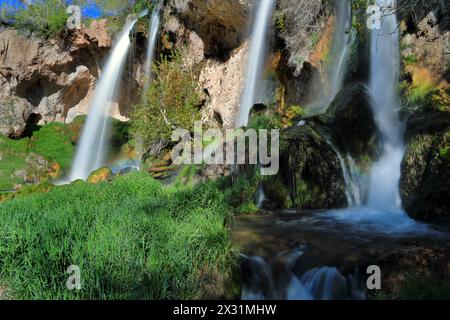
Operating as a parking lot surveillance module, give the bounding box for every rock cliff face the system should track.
[163,0,253,129]
[398,2,450,221]
[0,20,144,138]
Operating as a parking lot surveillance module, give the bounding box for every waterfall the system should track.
[328,0,352,98]
[236,0,275,127]
[241,250,364,300]
[144,4,160,88]
[323,0,433,234]
[367,0,404,211]
[69,18,140,181]
[327,141,362,206]
[256,184,267,208]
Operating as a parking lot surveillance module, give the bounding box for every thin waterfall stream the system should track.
[236,0,275,127]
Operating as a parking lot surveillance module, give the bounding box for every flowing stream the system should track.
[69,14,146,181]
[236,0,275,127]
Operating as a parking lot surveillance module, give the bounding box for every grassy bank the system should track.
[0,172,236,299]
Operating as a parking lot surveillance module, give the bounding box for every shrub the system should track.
[131,50,202,157]
[2,0,69,38]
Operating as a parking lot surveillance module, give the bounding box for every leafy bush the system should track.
[2,0,69,38]
[0,172,236,299]
[131,50,202,156]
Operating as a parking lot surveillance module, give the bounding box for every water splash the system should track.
[236,0,275,127]
[327,140,363,206]
[69,17,142,181]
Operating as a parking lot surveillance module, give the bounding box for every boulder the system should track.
[400,108,450,221]
[264,123,347,210]
[87,167,112,184]
[0,96,34,138]
[318,84,380,169]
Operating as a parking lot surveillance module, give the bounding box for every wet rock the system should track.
[87,167,112,184]
[266,123,347,210]
[400,107,450,222]
[318,84,380,168]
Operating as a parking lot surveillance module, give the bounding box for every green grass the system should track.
[0,123,76,190]
[28,122,75,170]
[0,172,236,299]
[0,136,29,190]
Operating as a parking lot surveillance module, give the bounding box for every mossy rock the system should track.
[400,107,450,221]
[268,123,347,210]
[87,167,112,184]
[318,84,380,169]
[68,115,87,143]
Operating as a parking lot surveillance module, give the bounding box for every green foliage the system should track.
[2,0,69,38]
[274,11,286,32]
[220,166,261,214]
[131,50,202,152]
[248,113,281,131]
[0,136,29,190]
[0,172,235,299]
[396,272,450,300]
[439,145,450,162]
[404,54,418,65]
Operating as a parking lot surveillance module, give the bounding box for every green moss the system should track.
[439,146,450,162]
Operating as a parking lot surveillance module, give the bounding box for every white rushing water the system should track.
[327,140,362,206]
[367,0,404,211]
[328,0,352,98]
[241,249,365,300]
[236,0,275,127]
[69,18,140,181]
[144,4,160,87]
[324,0,434,234]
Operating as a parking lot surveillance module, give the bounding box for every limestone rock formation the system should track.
[163,0,254,129]
[0,19,143,138]
[169,0,252,58]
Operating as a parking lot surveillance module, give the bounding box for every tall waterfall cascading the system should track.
[367,0,404,211]
[69,18,140,181]
[323,0,432,234]
[144,5,160,88]
[236,0,275,127]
